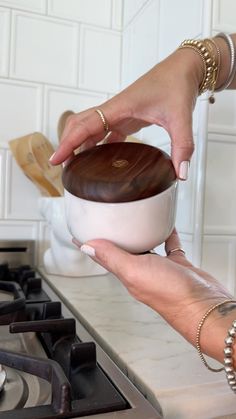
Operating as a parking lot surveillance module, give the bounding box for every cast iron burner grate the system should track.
[0,263,129,418]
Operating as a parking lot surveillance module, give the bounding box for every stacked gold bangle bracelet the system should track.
[179,38,219,103]
[179,33,236,103]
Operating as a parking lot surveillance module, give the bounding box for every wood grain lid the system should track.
[62,142,176,203]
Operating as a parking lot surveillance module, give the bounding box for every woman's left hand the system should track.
[73,229,231,359]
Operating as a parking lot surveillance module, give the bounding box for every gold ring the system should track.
[167,247,185,256]
[95,109,109,132]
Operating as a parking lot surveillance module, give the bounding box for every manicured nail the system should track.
[179,161,189,180]
[80,244,96,257]
[49,152,56,162]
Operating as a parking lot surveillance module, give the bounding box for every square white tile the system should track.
[79,26,121,93]
[11,12,79,86]
[48,0,112,28]
[0,220,39,240]
[44,86,107,145]
[0,7,10,76]
[0,0,46,13]
[5,150,43,220]
[0,80,42,146]
[204,139,236,234]
[0,148,6,218]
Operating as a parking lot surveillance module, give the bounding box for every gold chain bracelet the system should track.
[204,38,221,103]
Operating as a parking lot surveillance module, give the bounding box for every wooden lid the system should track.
[62,142,176,203]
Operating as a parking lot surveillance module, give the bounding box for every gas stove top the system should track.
[0,240,162,419]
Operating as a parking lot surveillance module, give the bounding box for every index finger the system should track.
[50,107,109,165]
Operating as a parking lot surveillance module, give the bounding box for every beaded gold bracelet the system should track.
[224,319,236,393]
[196,299,236,372]
[179,39,219,103]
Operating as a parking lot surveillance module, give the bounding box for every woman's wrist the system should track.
[176,47,204,87]
[164,290,234,364]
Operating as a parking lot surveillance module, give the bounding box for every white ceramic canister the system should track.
[62,142,178,253]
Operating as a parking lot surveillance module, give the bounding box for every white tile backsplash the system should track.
[44,86,107,146]
[37,220,50,267]
[0,220,38,239]
[112,0,123,30]
[79,25,121,93]
[202,236,236,294]
[122,0,159,88]
[158,0,203,59]
[204,139,236,234]
[213,0,236,32]
[208,90,236,134]
[0,79,42,146]
[0,8,10,77]
[0,0,47,13]
[5,150,42,220]
[0,149,6,218]
[48,0,112,28]
[123,0,148,27]
[11,12,79,86]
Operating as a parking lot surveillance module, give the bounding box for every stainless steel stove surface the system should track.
[0,240,162,419]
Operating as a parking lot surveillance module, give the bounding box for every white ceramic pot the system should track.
[64,181,178,253]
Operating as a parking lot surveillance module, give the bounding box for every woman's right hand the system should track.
[50,47,203,179]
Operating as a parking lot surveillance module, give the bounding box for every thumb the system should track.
[169,109,194,180]
[79,239,135,279]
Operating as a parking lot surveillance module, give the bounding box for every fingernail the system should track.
[49,152,56,162]
[179,161,189,180]
[80,244,96,257]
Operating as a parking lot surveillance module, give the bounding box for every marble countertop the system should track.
[42,270,236,419]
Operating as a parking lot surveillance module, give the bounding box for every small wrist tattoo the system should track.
[218,303,236,316]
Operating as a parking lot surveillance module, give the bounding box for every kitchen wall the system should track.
[121,0,236,293]
[203,0,236,293]
[0,0,123,265]
[1,0,236,293]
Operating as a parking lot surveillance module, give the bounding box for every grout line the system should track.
[122,0,151,30]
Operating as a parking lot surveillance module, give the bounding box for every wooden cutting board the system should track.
[29,133,64,196]
[9,133,63,197]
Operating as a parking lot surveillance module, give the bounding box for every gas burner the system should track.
[0,241,161,419]
[0,359,52,414]
[0,366,6,393]
[0,367,28,411]
[0,265,129,418]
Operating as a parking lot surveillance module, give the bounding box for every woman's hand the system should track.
[73,229,233,363]
[50,48,203,179]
